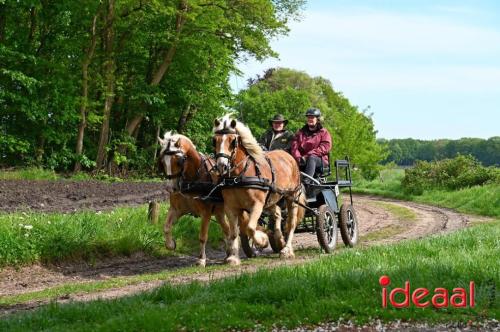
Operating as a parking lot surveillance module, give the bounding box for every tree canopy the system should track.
[235,68,386,179]
[1,0,305,173]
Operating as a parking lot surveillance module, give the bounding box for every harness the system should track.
[160,143,222,201]
[206,131,301,203]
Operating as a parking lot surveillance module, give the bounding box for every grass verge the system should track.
[354,168,500,217]
[0,204,224,267]
[1,221,498,331]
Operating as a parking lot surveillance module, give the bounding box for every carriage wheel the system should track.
[316,204,337,253]
[339,204,359,247]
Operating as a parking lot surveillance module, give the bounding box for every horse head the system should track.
[212,114,264,176]
[158,131,194,191]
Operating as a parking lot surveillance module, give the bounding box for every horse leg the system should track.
[246,203,269,249]
[163,208,179,250]
[280,195,302,259]
[197,212,211,267]
[271,204,286,249]
[224,209,241,266]
[215,209,231,259]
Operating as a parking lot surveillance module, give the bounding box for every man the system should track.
[258,114,294,151]
[290,108,332,179]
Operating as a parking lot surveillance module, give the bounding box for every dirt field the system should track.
[0,180,491,316]
[0,179,168,213]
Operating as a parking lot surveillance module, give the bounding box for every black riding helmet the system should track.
[305,108,321,117]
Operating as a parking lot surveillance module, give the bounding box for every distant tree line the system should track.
[379,137,500,166]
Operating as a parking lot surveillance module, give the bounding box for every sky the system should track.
[230,0,500,140]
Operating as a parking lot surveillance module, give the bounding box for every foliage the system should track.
[401,155,499,195]
[380,137,500,167]
[1,221,498,330]
[235,68,387,179]
[0,1,305,173]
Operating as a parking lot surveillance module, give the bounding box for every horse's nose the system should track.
[217,159,228,175]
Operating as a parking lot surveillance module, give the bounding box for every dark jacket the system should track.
[258,129,294,151]
[291,125,332,165]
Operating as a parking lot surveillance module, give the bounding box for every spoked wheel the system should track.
[339,204,359,247]
[316,204,338,253]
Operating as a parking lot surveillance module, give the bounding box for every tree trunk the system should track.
[35,133,45,166]
[126,0,188,137]
[28,7,36,42]
[0,4,6,43]
[177,104,196,134]
[74,11,99,173]
[152,124,161,169]
[95,0,115,171]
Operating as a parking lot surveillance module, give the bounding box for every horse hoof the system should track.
[254,230,269,249]
[225,255,241,266]
[280,247,295,259]
[165,239,176,251]
[197,259,207,267]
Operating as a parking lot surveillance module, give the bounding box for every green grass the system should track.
[1,221,498,331]
[354,168,500,217]
[0,167,59,180]
[0,205,224,267]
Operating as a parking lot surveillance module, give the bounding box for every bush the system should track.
[402,155,498,195]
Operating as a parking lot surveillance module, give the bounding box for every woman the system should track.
[290,108,332,179]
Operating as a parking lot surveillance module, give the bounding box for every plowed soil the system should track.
[0,180,168,213]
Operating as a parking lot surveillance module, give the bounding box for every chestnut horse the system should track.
[158,132,230,267]
[212,115,305,265]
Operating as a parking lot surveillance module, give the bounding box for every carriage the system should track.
[240,156,359,257]
[159,117,360,266]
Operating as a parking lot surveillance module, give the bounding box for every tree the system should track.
[235,68,386,179]
[1,1,305,174]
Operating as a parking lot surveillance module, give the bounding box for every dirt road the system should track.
[0,180,491,315]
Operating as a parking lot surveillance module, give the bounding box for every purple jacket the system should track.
[291,125,332,165]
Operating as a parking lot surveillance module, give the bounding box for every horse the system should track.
[158,132,230,267]
[212,115,306,265]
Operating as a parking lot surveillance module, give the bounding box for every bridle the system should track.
[160,139,187,181]
[213,130,239,175]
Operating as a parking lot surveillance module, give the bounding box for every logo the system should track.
[379,275,475,308]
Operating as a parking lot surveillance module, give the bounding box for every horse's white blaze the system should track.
[217,134,229,172]
[163,154,174,187]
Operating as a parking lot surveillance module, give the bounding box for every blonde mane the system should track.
[213,114,264,161]
[234,121,264,161]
